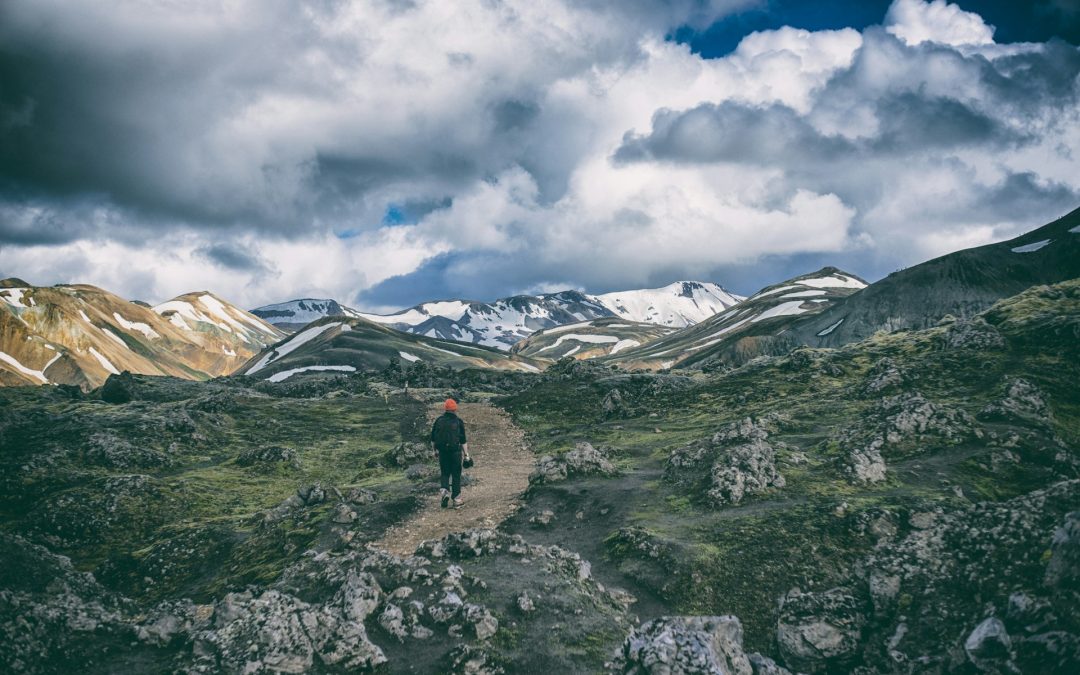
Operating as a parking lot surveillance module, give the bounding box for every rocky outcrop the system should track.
[852,480,1080,672]
[530,442,618,484]
[666,418,785,506]
[236,445,301,470]
[777,588,865,673]
[613,615,791,675]
[391,441,431,467]
[834,391,979,483]
[943,316,1007,350]
[0,534,131,674]
[980,377,1054,427]
[85,430,171,469]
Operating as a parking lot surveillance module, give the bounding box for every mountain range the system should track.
[252,281,743,349]
[3,206,1079,389]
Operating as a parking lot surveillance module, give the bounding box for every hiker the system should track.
[431,398,469,508]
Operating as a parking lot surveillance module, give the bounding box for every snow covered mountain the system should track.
[0,281,284,388]
[254,281,743,350]
[250,299,362,331]
[593,281,743,326]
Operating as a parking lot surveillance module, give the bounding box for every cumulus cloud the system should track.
[0,0,1078,308]
[885,0,995,46]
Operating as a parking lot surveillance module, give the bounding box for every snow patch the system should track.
[267,365,356,383]
[399,351,421,362]
[0,288,31,308]
[751,301,811,322]
[1011,239,1051,253]
[88,347,119,375]
[0,350,49,383]
[817,318,845,337]
[222,346,237,356]
[101,329,130,350]
[1069,225,1080,234]
[780,289,827,299]
[797,275,865,289]
[536,333,620,353]
[610,339,641,355]
[247,322,341,375]
[113,312,161,339]
[515,362,541,373]
[79,309,93,324]
[564,345,581,357]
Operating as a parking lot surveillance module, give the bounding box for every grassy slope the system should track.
[0,374,427,603]
[496,280,1080,652]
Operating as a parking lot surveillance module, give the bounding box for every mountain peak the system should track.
[1,277,32,288]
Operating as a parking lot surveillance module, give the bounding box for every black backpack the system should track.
[433,414,462,452]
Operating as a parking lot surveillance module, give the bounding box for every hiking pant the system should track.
[438,448,463,498]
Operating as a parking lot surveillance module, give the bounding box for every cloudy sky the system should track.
[1,0,1078,311]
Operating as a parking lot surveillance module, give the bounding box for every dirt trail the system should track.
[376,401,533,556]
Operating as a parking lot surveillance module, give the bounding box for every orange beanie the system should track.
[445,398,458,411]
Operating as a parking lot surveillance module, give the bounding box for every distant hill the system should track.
[0,283,284,388]
[236,316,544,383]
[511,317,678,360]
[603,268,866,370]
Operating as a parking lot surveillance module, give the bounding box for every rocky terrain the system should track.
[1,278,1078,672]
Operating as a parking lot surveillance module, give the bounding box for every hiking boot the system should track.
[453,497,464,508]
[440,489,450,509]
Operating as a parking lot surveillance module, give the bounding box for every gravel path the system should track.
[376,401,533,556]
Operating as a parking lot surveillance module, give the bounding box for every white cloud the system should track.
[885,0,995,47]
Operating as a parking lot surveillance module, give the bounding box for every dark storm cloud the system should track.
[194,243,270,273]
[614,102,855,165]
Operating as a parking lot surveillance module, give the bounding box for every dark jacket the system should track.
[431,412,467,452]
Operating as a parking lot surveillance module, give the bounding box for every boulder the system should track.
[616,615,753,675]
[529,455,567,484]
[392,442,431,467]
[1045,511,1080,589]
[964,617,1013,673]
[100,371,137,404]
[564,442,618,476]
[980,378,1054,427]
[845,444,887,484]
[776,588,865,673]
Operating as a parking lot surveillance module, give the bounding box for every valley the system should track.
[1,212,1079,674]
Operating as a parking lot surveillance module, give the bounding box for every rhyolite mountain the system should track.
[252,281,743,348]
[236,315,543,383]
[511,317,679,361]
[0,281,284,388]
[603,267,866,370]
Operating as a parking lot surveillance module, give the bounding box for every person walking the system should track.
[431,398,469,508]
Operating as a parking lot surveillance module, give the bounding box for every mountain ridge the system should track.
[253,280,744,349]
